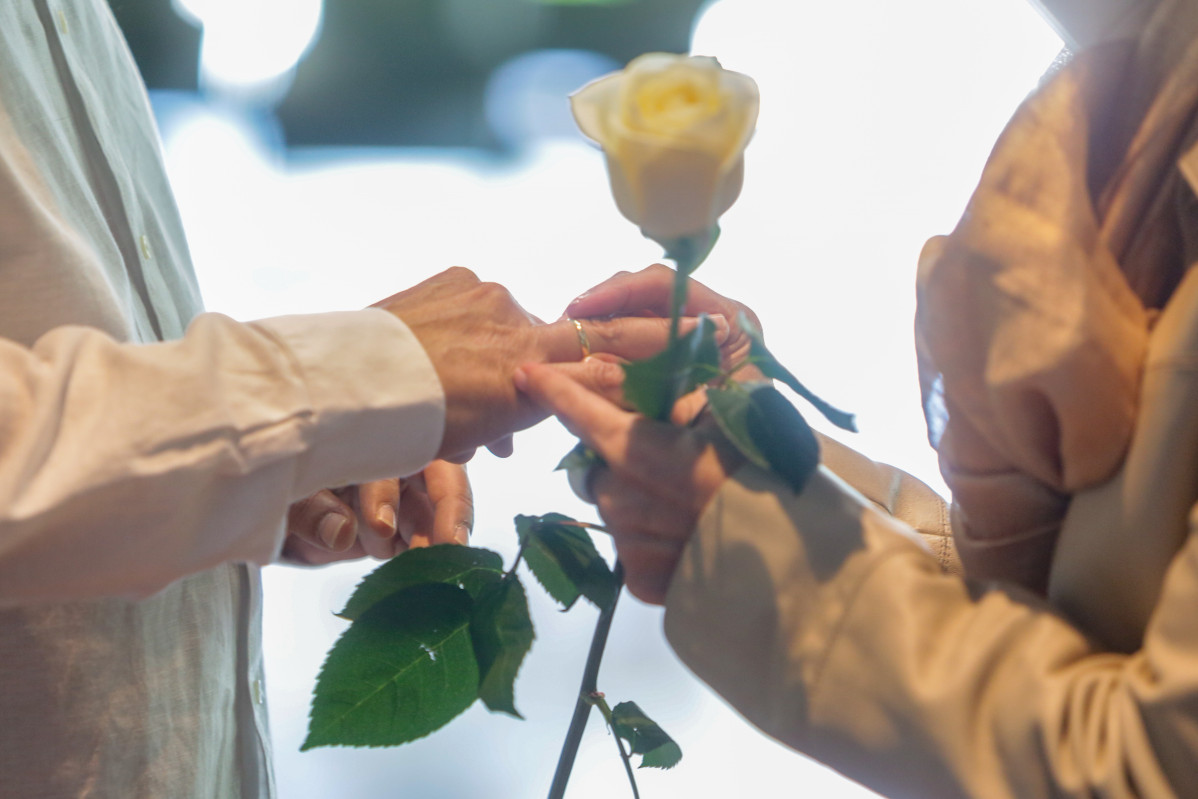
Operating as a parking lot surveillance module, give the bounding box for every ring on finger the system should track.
[569,317,592,360]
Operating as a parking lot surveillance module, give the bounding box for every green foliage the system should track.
[307,545,534,750]
[556,440,604,474]
[338,545,503,620]
[306,517,620,757]
[303,583,479,750]
[738,312,857,432]
[622,313,722,421]
[470,574,535,718]
[515,514,619,611]
[525,0,634,5]
[706,382,821,493]
[610,702,683,770]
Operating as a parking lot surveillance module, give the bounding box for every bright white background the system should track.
[157,1,1061,796]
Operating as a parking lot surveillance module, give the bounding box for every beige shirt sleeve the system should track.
[664,464,1198,798]
[0,308,444,604]
[817,432,960,576]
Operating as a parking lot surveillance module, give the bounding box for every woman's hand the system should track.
[515,362,743,604]
[565,263,766,380]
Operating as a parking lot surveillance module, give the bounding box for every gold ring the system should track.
[570,317,592,360]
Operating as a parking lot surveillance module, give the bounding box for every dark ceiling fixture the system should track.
[108,0,706,150]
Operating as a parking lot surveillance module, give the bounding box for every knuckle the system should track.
[586,358,624,389]
[478,280,515,307]
[645,263,673,280]
[444,265,479,282]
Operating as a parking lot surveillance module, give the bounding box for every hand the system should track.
[376,267,702,462]
[514,362,744,605]
[565,263,765,380]
[281,460,474,566]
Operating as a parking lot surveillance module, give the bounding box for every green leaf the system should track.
[303,583,479,750]
[622,314,722,421]
[469,574,535,718]
[526,0,632,5]
[706,383,821,493]
[610,701,683,770]
[738,312,857,432]
[514,514,618,611]
[338,545,504,621]
[555,440,605,473]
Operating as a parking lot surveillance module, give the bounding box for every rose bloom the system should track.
[571,53,759,243]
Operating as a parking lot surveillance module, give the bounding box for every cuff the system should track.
[251,308,445,495]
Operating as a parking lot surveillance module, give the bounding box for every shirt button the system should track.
[56,9,69,35]
[252,678,265,705]
[139,234,154,260]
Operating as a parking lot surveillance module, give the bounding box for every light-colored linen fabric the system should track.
[663,1,1198,795]
[817,433,960,576]
[1049,6,1198,652]
[915,0,1198,595]
[0,2,445,796]
[666,462,1198,798]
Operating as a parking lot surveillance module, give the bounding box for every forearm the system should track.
[665,465,1198,798]
[0,308,444,603]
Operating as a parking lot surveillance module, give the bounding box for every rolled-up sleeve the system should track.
[0,307,443,603]
[664,465,1198,798]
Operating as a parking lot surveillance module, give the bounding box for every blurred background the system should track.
[108,0,1062,796]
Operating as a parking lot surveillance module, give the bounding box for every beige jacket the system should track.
[663,2,1198,796]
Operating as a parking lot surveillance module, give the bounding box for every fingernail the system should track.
[569,291,591,307]
[376,504,397,535]
[318,513,352,550]
[513,366,530,391]
[453,522,471,545]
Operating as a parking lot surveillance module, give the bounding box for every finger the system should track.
[587,313,730,360]
[565,264,674,318]
[356,479,403,559]
[514,362,634,462]
[518,362,728,510]
[422,460,474,546]
[287,489,356,552]
[546,358,628,408]
[486,435,515,458]
[671,387,711,426]
[443,447,478,465]
[567,264,747,322]
[396,473,437,550]
[281,533,368,566]
[539,315,724,364]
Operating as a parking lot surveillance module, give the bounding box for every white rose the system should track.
[570,53,759,243]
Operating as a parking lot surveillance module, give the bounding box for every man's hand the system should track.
[376,267,699,462]
[514,362,744,605]
[281,460,473,566]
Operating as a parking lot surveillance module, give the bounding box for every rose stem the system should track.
[546,561,626,799]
